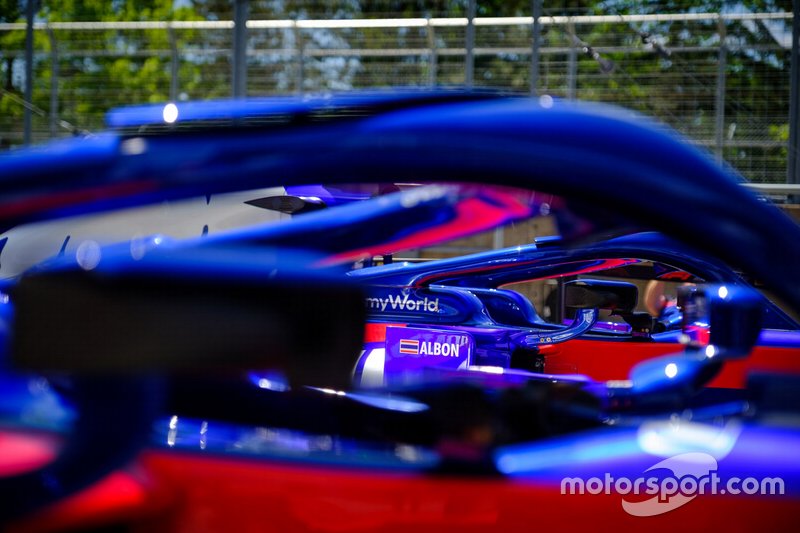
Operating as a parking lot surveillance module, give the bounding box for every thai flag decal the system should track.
[399,339,420,354]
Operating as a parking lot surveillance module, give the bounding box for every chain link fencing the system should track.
[0,7,793,184]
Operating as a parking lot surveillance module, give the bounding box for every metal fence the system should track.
[0,9,795,184]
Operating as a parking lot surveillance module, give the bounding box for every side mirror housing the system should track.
[679,284,763,359]
[628,284,764,398]
[10,245,366,388]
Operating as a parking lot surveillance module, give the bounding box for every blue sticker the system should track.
[384,326,474,375]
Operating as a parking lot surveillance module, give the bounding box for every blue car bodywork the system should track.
[0,91,799,528]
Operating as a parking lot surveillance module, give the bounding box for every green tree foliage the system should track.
[0,0,794,183]
[0,0,22,91]
[589,0,793,181]
[0,0,37,148]
[40,1,203,132]
[1,1,204,145]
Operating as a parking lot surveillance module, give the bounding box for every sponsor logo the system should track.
[365,293,440,314]
[398,339,461,357]
[384,327,474,373]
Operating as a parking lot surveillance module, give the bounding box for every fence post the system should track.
[168,26,179,102]
[24,0,35,145]
[48,27,58,139]
[427,19,437,87]
[465,0,475,88]
[232,0,248,97]
[530,0,542,96]
[567,20,577,100]
[789,0,800,188]
[493,227,504,250]
[715,17,727,164]
[294,23,304,94]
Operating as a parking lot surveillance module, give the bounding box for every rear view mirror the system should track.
[563,279,638,313]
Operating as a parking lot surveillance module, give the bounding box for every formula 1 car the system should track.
[350,231,800,389]
[0,91,799,531]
